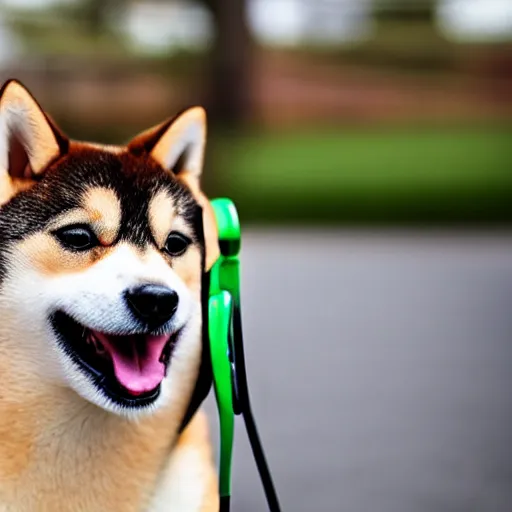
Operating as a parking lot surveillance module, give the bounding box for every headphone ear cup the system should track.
[209,291,236,415]
[209,291,235,498]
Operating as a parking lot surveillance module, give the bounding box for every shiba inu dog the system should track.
[0,79,220,511]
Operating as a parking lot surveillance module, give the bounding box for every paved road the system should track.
[203,229,512,512]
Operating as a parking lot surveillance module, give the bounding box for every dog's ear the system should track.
[0,79,68,203]
[129,107,206,186]
[129,107,220,269]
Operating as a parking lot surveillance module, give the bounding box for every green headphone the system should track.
[207,198,281,512]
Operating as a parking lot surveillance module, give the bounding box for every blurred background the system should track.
[1,1,511,511]
[0,0,511,224]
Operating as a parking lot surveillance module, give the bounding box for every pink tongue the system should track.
[93,332,170,396]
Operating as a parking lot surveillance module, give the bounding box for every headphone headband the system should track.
[209,199,281,512]
[180,198,280,511]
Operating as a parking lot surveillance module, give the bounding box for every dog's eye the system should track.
[164,232,191,257]
[54,225,98,251]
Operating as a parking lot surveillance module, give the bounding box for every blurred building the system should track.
[249,0,373,46]
[116,0,374,52]
[438,0,512,41]
[120,1,213,55]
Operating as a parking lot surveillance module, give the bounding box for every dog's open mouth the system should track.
[51,311,180,406]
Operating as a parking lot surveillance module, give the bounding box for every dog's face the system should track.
[0,80,219,417]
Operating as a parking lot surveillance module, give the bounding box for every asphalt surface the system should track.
[203,229,512,512]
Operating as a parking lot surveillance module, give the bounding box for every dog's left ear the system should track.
[0,79,68,204]
[129,106,206,185]
[129,107,220,269]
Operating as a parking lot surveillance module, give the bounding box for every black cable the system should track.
[232,303,281,512]
[220,496,231,512]
[243,403,281,512]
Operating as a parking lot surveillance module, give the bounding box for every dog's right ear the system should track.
[0,79,68,204]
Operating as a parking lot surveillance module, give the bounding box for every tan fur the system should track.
[148,189,176,248]
[16,232,116,276]
[181,174,220,272]
[0,175,36,205]
[171,245,203,302]
[0,400,35,480]
[0,373,216,510]
[78,141,124,154]
[0,83,221,511]
[82,187,122,245]
[148,411,219,512]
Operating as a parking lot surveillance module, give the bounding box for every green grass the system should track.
[208,124,512,225]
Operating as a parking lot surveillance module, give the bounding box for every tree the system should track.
[77,0,124,36]
[372,0,437,24]
[199,0,253,127]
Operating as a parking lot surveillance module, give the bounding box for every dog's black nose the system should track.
[125,285,179,326]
